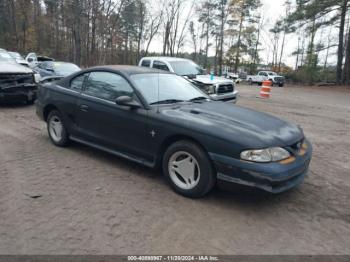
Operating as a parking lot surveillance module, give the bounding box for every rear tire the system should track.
[248,79,253,85]
[163,140,216,198]
[279,83,284,87]
[47,110,69,147]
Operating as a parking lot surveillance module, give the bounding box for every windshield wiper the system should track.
[150,99,185,105]
[188,97,209,102]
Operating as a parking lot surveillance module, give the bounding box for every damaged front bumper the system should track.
[0,73,38,103]
[0,84,38,103]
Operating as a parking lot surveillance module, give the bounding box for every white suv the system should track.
[139,57,238,103]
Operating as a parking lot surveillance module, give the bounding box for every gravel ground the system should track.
[0,84,349,255]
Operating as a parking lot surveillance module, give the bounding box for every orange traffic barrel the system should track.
[260,80,272,98]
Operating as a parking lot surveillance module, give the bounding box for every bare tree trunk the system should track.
[9,0,19,49]
[336,0,348,84]
[218,4,226,76]
[295,38,300,70]
[342,24,350,84]
[204,14,210,69]
[278,30,286,72]
[234,15,243,73]
[214,34,219,75]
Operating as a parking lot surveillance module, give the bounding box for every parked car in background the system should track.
[0,51,39,104]
[36,65,312,198]
[26,52,54,68]
[247,71,285,87]
[33,61,81,83]
[225,72,241,83]
[8,52,29,67]
[139,57,238,103]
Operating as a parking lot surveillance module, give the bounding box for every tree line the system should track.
[0,0,349,85]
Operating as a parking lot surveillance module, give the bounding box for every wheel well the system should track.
[43,104,58,122]
[156,135,207,168]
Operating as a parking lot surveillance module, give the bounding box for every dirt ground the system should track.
[0,84,349,255]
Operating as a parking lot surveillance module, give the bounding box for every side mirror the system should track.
[115,96,141,109]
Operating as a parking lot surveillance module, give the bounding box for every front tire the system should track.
[47,110,69,147]
[163,140,216,198]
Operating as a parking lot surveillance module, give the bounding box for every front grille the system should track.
[217,84,234,94]
[274,77,284,82]
[0,73,34,88]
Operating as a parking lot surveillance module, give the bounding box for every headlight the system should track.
[204,84,216,95]
[34,73,41,83]
[240,147,291,163]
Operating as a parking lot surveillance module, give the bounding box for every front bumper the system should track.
[210,140,313,193]
[0,84,37,103]
[210,90,239,103]
[273,79,285,85]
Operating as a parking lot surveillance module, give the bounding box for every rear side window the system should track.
[70,74,87,91]
[141,60,151,67]
[153,61,170,71]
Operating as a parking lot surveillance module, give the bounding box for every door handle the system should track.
[79,104,89,112]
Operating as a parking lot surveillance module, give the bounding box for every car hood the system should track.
[193,75,233,85]
[0,62,33,74]
[161,101,303,149]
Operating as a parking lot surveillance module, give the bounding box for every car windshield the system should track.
[53,62,80,76]
[0,51,16,63]
[131,73,208,105]
[169,61,204,76]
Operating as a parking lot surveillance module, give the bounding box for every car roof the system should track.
[141,56,191,62]
[89,65,171,76]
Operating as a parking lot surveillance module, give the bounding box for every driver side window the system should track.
[83,71,134,102]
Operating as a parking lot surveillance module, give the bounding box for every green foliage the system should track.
[286,65,336,84]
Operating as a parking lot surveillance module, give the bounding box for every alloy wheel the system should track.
[49,116,63,143]
[168,151,201,190]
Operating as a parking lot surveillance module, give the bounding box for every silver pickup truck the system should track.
[139,57,238,103]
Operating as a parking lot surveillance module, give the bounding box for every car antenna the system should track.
[157,57,160,113]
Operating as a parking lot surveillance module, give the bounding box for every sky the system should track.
[147,0,339,69]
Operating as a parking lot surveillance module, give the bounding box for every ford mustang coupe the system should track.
[36,66,312,198]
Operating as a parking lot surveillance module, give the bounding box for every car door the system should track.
[75,71,150,161]
[259,72,268,81]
